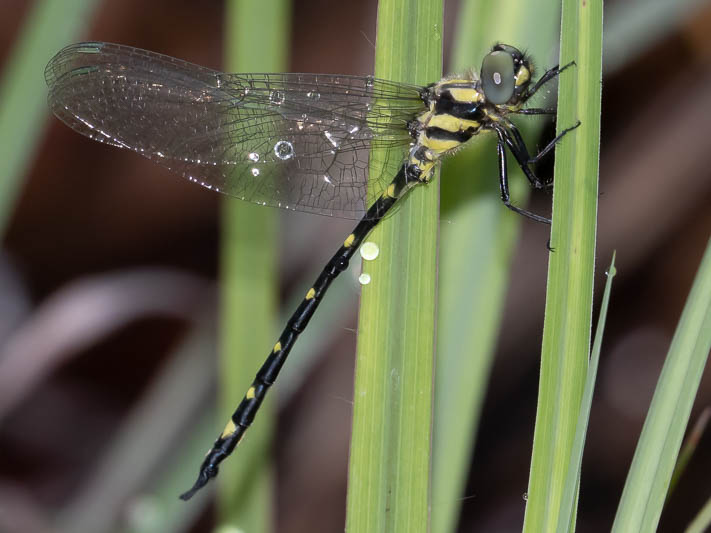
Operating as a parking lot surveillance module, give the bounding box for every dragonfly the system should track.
[45,41,576,500]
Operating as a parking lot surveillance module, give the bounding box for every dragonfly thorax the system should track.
[404,78,487,184]
[403,43,535,186]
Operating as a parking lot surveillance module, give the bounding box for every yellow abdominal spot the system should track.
[343,233,355,248]
[411,157,436,181]
[246,386,256,399]
[383,183,397,199]
[221,419,236,438]
[305,287,316,300]
[273,341,282,352]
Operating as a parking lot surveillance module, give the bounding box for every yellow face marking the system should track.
[447,87,481,104]
[273,341,282,352]
[221,419,236,439]
[515,66,530,86]
[246,386,256,399]
[305,287,316,300]
[343,233,355,248]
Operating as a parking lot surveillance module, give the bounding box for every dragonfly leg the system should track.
[523,60,576,102]
[515,107,557,115]
[494,128,551,225]
[527,121,581,165]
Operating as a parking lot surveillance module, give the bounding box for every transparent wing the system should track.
[45,42,425,219]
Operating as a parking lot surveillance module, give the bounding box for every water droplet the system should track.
[213,525,246,533]
[358,273,371,285]
[251,167,260,176]
[269,90,285,105]
[274,140,295,160]
[248,152,260,162]
[306,90,320,101]
[360,242,380,261]
[522,492,528,501]
[365,76,375,88]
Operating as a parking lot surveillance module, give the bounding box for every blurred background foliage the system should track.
[0,0,710,532]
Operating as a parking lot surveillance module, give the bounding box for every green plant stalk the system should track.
[219,0,289,530]
[685,493,711,533]
[668,407,710,499]
[612,239,711,531]
[523,0,603,531]
[556,254,616,533]
[433,2,562,531]
[0,0,101,235]
[345,1,442,531]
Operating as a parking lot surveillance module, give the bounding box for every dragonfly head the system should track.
[480,44,532,107]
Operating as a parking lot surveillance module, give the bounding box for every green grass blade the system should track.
[345,1,442,532]
[432,3,562,532]
[612,239,711,532]
[0,0,101,235]
[686,495,711,533]
[218,1,289,530]
[522,0,604,531]
[668,407,711,499]
[556,254,616,533]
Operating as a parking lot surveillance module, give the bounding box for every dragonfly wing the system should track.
[46,42,424,219]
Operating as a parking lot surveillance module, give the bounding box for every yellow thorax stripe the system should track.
[427,113,480,133]
[447,87,481,104]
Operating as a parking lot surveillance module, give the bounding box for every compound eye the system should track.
[481,50,515,105]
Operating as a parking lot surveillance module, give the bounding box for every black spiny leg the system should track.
[524,61,575,101]
[179,166,409,501]
[494,128,551,225]
[492,118,579,225]
[515,107,557,116]
[499,123,547,190]
[500,120,580,185]
[513,61,576,116]
[527,121,581,165]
